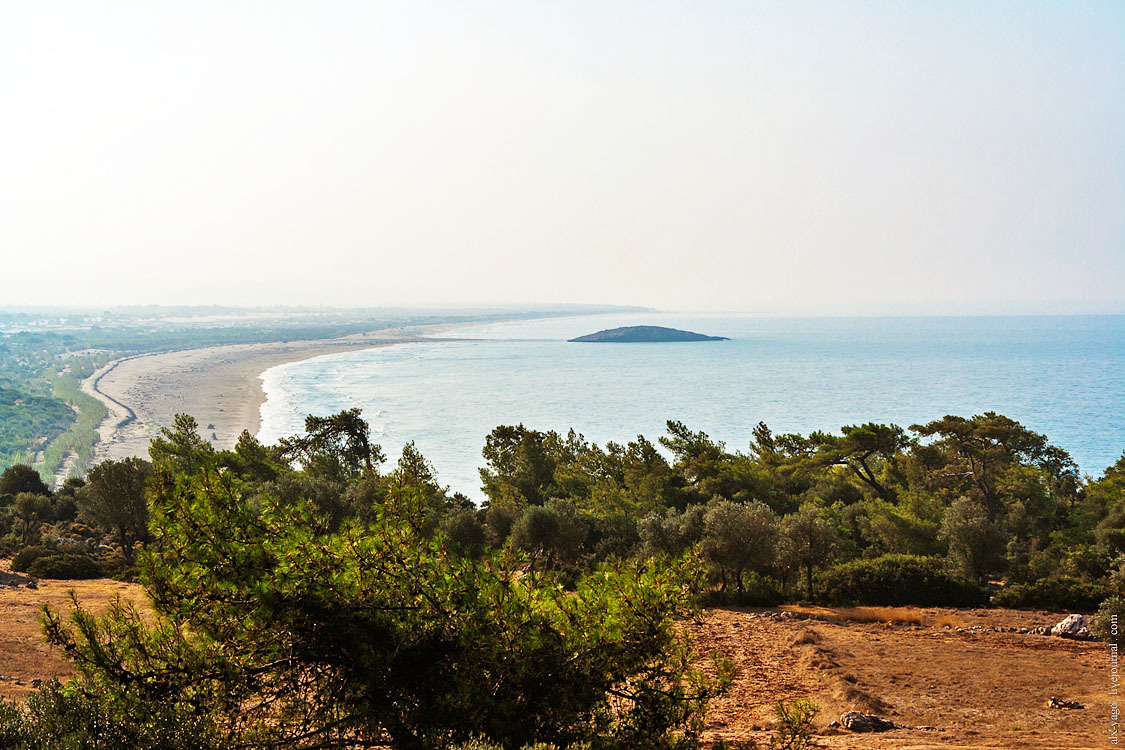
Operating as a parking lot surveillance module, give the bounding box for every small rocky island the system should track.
[568,325,729,343]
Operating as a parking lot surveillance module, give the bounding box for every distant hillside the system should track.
[569,325,729,343]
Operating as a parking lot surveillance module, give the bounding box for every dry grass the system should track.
[829,606,964,628]
[0,569,147,701]
[930,612,965,628]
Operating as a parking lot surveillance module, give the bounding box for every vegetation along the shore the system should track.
[0,408,1122,747]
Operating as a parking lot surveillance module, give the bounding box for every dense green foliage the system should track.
[2,405,1125,743]
[816,554,987,607]
[25,553,104,580]
[992,576,1110,611]
[76,457,150,563]
[465,413,1122,611]
[17,414,728,749]
[0,680,220,750]
[0,388,75,468]
[0,464,51,497]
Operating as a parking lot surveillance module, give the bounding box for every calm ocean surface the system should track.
[259,314,1125,499]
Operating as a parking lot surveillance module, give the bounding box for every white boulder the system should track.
[1050,613,1091,639]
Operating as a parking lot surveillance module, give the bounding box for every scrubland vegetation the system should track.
[0,406,1122,747]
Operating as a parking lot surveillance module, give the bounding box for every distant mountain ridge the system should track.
[568,325,729,343]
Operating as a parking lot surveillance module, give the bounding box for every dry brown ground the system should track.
[692,605,1109,749]
[0,562,145,701]
[0,571,1110,748]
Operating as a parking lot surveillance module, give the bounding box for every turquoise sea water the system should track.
[259,314,1125,500]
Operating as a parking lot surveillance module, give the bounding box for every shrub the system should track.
[1093,595,1125,642]
[771,699,818,750]
[97,555,140,582]
[44,472,727,749]
[993,575,1109,611]
[0,679,219,750]
[26,553,102,580]
[10,546,53,573]
[817,554,987,607]
[701,571,783,607]
[53,496,78,522]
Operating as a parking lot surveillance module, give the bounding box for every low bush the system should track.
[817,554,987,607]
[0,680,219,750]
[97,555,140,582]
[701,571,784,607]
[25,553,102,580]
[1093,595,1125,642]
[10,546,52,573]
[993,575,1108,611]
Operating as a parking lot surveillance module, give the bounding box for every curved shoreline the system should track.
[76,328,432,469]
[87,355,139,427]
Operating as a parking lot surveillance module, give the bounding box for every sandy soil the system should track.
[692,605,1108,749]
[0,575,1108,748]
[83,325,439,465]
[0,563,145,701]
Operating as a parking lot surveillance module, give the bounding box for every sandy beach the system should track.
[83,326,434,466]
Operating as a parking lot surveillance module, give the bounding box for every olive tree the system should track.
[782,503,838,599]
[699,500,779,593]
[939,496,1004,582]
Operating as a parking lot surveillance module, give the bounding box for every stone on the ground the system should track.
[1047,696,1085,710]
[0,571,31,586]
[839,711,895,732]
[1050,614,1091,639]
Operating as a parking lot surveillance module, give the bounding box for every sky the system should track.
[0,2,1122,315]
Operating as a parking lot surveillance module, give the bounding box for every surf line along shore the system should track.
[76,329,437,472]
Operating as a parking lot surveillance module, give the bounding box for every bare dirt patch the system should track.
[0,562,145,701]
[691,606,1108,749]
[0,570,1108,749]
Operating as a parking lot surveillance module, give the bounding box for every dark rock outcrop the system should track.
[839,711,896,732]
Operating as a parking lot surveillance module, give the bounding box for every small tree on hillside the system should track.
[782,503,838,599]
[510,499,588,570]
[699,500,779,593]
[0,464,50,498]
[940,496,1003,582]
[13,492,54,545]
[278,409,384,483]
[77,458,152,564]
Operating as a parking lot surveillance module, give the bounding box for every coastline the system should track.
[80,326,435,467]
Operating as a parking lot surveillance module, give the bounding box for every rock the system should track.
[0,571,31,586]
[25,580,37,589]
[839,711,896,732]
[1050,614,1092,640]
[1047,696,1085,710]
[821,720,845,735]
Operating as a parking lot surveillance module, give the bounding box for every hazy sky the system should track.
[1,2,1122,314]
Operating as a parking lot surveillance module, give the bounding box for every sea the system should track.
[258,313,1125,500]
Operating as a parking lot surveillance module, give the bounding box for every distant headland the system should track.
[568,325,730,343]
